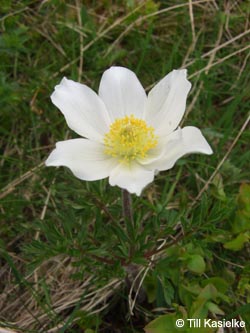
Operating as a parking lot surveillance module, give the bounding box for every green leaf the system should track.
[224,232,249,251]
[162,278,175,305]
[232,184,250,233]
[190,285,218,318]
[201,277,229,294]
[199,284,218,301]
[206,302,224,315]
[237,276,250,302]
[211,174,227,201]
[187,255,206,274]
[190,298,208,319]
[179,284,199,309]
[144,314,186,333]
[233,210,250,233]
[238,184,250,212]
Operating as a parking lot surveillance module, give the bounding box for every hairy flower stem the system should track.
[122,189,135,259]
[122,189,134,224]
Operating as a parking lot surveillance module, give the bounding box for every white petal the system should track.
[142,126,213,171]
[145,69,191,137]
[45,139,116,180]
[51,78,111,141]
[109,162,154,196]
[109,162,155,196]
[99,66,147,121]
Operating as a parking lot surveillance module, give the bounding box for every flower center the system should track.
[104,114,158,162]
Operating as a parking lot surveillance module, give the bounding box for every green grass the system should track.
[1,0,250,332]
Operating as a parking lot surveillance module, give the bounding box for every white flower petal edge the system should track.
[45,139,116,181]
[141,126,213,171]
[109,162,155,196]
[99,66,147,121]
[51,78,111,142]
[145,69,191,137]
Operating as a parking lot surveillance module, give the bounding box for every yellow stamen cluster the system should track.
[104,114,158,162]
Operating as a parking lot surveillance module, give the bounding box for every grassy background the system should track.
[1,0,250,332]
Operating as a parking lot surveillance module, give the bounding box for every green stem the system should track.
[122,189,135,260]
[122,189,134,224]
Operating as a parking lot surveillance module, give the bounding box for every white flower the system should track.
[45,67,213,196]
